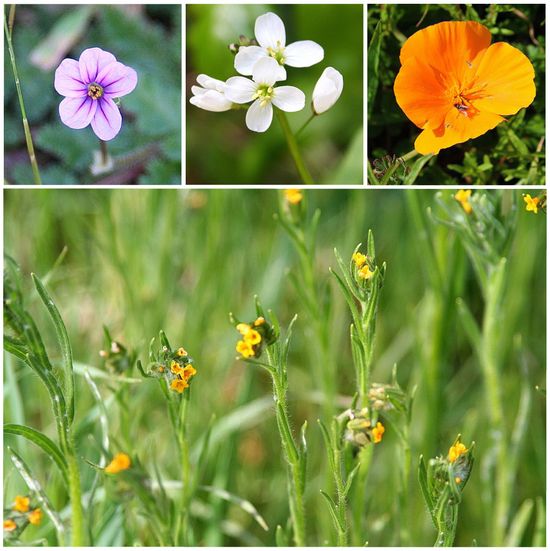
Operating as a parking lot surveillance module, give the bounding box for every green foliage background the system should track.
[4,5,181,185]
[186,4,363,185]
[4,189,545,546]
[367,4,546,185]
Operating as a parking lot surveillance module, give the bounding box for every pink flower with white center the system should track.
[234,12,324,80]
[54,47,138,141]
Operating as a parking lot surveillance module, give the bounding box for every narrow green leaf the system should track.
[276,402,299,465]
[367,22,382,118]
[455,298,482,359]
[320,490,345,533]
[533,496,545,547]
[418,455,437,528]
[505,498,534,546]
[344,462,361,497]
[275,524,289,547]
[403,154,433,185]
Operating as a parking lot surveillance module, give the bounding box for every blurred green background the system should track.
[368,4,546,185]
[186,4,363,185]
[4,5,181,185]
[3,189,545,546]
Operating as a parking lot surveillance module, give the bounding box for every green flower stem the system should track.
[100,140,109,166]
[175,389,192,545]
[377,149,419,186]
[4,12,42,185]
[296,112,316,137]
[8,4,15,35]
[276,109,314,185]
[66,448,85,546]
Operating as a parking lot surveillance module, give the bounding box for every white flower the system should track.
[225,57,305,132]
[312,67,343,114]
[189,74,233,112]
[234,12,324,79]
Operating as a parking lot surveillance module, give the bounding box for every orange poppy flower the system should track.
[394,21,536,155]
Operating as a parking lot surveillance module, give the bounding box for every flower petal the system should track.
[224,76,257,103]
[91,97,122,141]
[399,21,491,81]
[234,46,268,76]
[79,47,117,84]
[312,67,343,114]
[252,57,286,86]
[190,90,233,112]
[284,40,324,67]
[97,62,138,98]
[54,59,88,97]
[245,98,273,132]
[59,96,97,129]
[255,12,286,49]
[414,108,504,155]
[468,42,536,115]
[196,74,226,92]
[272,86,305,112]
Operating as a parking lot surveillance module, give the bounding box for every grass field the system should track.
[3,189,546,546]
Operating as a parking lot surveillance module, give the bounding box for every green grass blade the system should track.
[504,498,534,546]
[418,455,437,528]
[533,496,545,546]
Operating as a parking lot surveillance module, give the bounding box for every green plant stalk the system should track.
[378,149,419,186]
[276,109,314,185]
[396,430,411,545]
[333,446,348,546]
[4,13,42,185]
[65,446,85,546]
[296,112,316,137]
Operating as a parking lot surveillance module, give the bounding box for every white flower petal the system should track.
[312,67,344,114]
[255,12,286,49]
[252,57,286,86]
[245,98,273,132]
[234,46,267,76]
[190,90,233,112]
[271,86,305,112]
[284,40,324,67]
[196,74,226,92]
[191,85,207,96]
[224,77,257,103]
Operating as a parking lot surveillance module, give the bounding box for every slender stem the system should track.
[296,112,316,137]
[177,390,192,545]
[276,109,314,185]
[377,149,419,186]
[4,12,42,185]
[100,140,108,165]
[8,4,15,36]
[66,447,84,546]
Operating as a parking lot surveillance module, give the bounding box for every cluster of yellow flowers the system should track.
[3,495,42,534]
[105,452,132,474]
[345,409,386,447]
[448,441,469,484]
[169,347,197,393]
[236,317,265,358]
[454,189,473,214]
[352,251,374,280]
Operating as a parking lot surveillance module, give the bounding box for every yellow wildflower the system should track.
[182,365,197,379]
[28,509,42,526]
[244,328,262,345]
[4,519,16,532]
[236,323,251,335]
[454,189,473,214]
[372,422,385,443]
[177,347,188,357]
[170,360,184,375]
[352,252,367,268]
[13,496,30,513]
[359,265,374,280]
[455,477,462,484]
[170,378,189,394]
[254,317,265,326]
[284,189,303,205]
[523,194,540,214]
[236,340,255,358]
[448,442,468,463]
[105,452,131,474]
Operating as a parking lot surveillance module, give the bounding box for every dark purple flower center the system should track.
[87,82,104,100]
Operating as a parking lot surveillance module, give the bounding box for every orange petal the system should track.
[394,57,451,130]
[415,108,504,155]
[400,21,491,81]
[468,42,536,115]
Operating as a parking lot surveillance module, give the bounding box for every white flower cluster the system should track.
[190,12,343,132]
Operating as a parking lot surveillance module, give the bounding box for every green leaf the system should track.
[418,455,437,528]
[533,496,545,547]
[275,524,289,547]
[367,22,382,118]
[4,424,69,487]
[404,154,433,185]
[320,490,345,533]
[455,298,482,359]
[505,498,534,546]
[32,273,75,424]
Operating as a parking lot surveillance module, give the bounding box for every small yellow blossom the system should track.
[284,189,303,205]
[170,360,184,375]
[105,452,131,474]
[254,317,265,326]
[454,189,473,214]
[243,328,262,345]
[455,477,462,484]
[352,252,367,268]
[170,378,189,393]
[4,519,16,532]
[359,265,374,280]
[372,422,385,443]
[182,365,197,379]
[13,496,30,513]
[28,509,42,526]
[177,347,188,357]
[523,194,540,214]
[236,323,251,335]
[448,442,468,463]
[236,340,255,358]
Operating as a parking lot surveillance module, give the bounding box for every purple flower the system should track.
[54,47,138,141]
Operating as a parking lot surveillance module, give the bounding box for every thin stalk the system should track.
[4,12,42,185]
[276,109,314,185]
[175,389,192,545]
[65,446,84,546]
[296,112,316,137]
[100,140,108,165]
[378,149,418,186]
[8,4,15,36]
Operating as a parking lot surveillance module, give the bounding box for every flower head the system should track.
[225,57,305,132]
[285,189,303,205]
[235,12,324,79]
[312,67,343,114]
[454,189,473,214]
[352,252,367,268]
[448,441,468,463]
[359,265,374,280]
[190,74,233,112]
[13,496,30,513]
[28,509,42,526]
[394,21,536,155]
[523,194,540,214]
[105,452,131,474]
[234,313,277,359]
[54,47,138,141]
[4,519,16,532]
[372,421,385,443]
[171,378,190,393]
[236,339,255,358]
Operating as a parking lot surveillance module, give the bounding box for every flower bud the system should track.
[190,74,233,112]
[312,67,343,115]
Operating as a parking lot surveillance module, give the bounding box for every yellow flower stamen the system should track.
[352,252,367,268]
[28,509,42,526]
[284,189,303,205]
[236,340,255,358]
[4,519,16,532]
[170,378,189,393]
[523,194,540,214]
[359,265,374,280]
[372,421,385,443]
[105,452,131,474]
[13,496,30,513]
[244,328,262,345]
[454,189,473,214]
[448,442,468,463]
